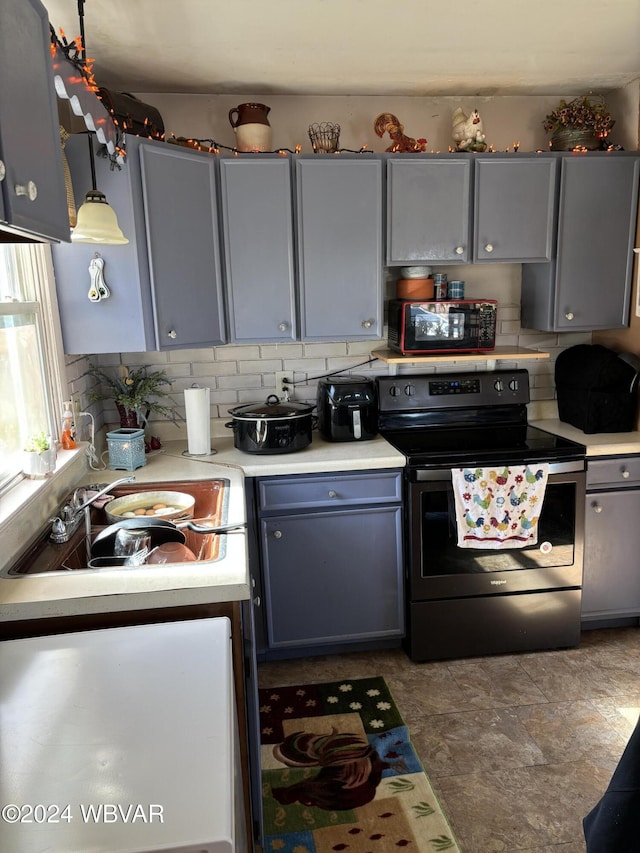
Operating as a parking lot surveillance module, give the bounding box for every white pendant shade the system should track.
[71,190,129,244]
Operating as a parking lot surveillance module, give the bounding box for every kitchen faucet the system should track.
[49,476,136,543]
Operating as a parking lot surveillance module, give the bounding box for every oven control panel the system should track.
[377,369,530,411]
[429,377,481,396]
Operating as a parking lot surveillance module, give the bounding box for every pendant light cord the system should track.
[87,133,97,192]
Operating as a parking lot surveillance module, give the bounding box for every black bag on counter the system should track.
[97,89,164,140]
[555,344,640,434]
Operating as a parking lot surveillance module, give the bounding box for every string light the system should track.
[166,135,373,155]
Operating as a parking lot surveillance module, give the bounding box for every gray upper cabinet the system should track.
[473,155,557,262]
[219,156,296,343]
[296,156,383,340]
[0,0,69,242]
[521,154,640,332]
[386,156,472,264]
[139,142,226,349]
[52,135,156,354]
[53,135,226,354]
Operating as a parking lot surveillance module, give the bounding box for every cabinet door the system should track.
[386,156,471,264]
[139,143,226,349]
[582,489,640,619]
[555,156,639,330]
[261,506,404,648]
[473,156,557,262]
[220,157,296,342]
[52,135,157,354]
[0,0,69,241]
[296,157,383,340]
[522,155,640,332]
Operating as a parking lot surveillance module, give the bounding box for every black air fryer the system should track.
[555,344,640,433]
[317,375,378,442]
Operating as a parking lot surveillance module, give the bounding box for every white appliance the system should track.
[0,617,245,852]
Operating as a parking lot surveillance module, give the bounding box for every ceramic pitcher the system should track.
[228,103,272,152]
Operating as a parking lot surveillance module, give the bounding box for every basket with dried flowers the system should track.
[543,95,615,151]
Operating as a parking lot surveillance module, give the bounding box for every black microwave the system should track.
[387,299,497,355]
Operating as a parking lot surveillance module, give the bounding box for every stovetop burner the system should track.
[377,369,586,469]
[381,423,585,468]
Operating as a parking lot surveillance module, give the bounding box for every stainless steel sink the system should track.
[8,479,229,576]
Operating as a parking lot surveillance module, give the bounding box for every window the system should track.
[0,245,66,491]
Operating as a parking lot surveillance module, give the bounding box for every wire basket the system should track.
[308,122,341,154]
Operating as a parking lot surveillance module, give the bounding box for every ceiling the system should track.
[43,0,640,97]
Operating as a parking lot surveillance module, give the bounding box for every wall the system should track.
[65,260,592,444]
[133,92,639,155]
[64,89,639,437]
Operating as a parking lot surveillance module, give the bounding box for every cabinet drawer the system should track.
[258,470,402,512]
[587,456,640,488]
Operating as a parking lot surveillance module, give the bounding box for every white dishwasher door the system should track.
[0,617,242,853]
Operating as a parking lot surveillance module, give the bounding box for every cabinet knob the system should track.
[278,322,289,332]
[565,312,574,321]
[484,243,494,253]
[252,595,261,607]
[273,530,282,539]
[328,490,338,498]
[454,246,464,255]
[0,160,5,182]
[592,503,603,513]
[621,469,630,479]
[15,180,37,201]
[361,319,374,329]
[167,329,177,339]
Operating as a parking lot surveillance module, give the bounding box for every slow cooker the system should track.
[226,395,315,454]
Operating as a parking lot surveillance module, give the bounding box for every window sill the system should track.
[0,446,88,575]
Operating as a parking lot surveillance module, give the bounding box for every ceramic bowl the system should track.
[396,278,435,299]
[147,542,197,564]
[400,266,433,279]
[105,490,195,524]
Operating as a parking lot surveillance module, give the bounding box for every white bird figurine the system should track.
[452,107,487,151]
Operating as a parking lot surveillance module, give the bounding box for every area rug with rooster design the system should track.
[259,675,460,853]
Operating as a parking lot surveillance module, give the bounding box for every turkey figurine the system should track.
[452,107,487,152]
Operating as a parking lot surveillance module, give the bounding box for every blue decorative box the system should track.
[106,428,146,471]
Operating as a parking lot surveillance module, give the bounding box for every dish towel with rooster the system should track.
[451,464,549,549]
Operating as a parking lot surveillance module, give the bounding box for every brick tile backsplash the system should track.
[68,268,593,431]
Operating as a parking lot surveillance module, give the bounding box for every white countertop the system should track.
[532,418,640,457]
[8,419,638,626]
[0,434,405,624]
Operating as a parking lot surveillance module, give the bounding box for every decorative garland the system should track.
[50,25,126,165]
[166,135,373,155]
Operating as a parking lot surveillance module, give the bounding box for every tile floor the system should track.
[258,626,640,852]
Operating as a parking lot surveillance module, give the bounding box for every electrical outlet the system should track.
[275,371,291,398]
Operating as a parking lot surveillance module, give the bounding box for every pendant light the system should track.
[71,133,128,244]
[70,0,128,244]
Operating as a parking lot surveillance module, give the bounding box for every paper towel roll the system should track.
[184,386,211,455]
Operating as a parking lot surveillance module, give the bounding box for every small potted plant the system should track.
[87,363,184,429]
[543,94,615,151]
[23,431,56,478]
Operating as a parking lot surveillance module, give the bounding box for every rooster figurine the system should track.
[374,113,428,153]
[452,107,487,152]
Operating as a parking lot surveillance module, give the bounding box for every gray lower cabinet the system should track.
[582,456,640,622]
[386,156,472,264]
[0,0,69,242]
[521,154,640,332]
[296,157,383,340]
[473,155,557,262]
[219,156,296,342]
[53,135,226,353]
[257,470,404,650]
